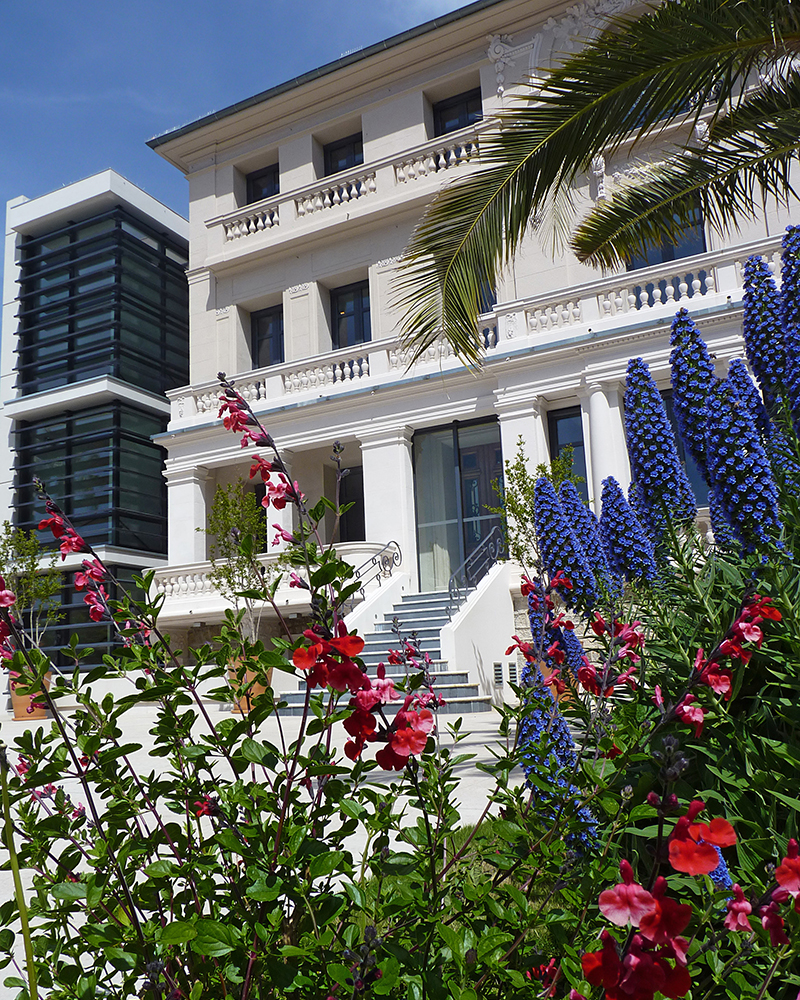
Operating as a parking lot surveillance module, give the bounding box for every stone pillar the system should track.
[585,381,630,512]
[359,427,417,588]
[166,466,210,564]
[495,390,549,475]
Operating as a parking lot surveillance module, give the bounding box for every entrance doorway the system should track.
[413,419,503,592]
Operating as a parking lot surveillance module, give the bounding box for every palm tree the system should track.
[395,0,800,366]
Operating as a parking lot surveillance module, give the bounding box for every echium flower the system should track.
[742,254,785,411]
[765,423,800,497]
[558,479,610,582]
[727,359,770,441]
[560,624,589,680]
[518,594,597,852]
[669,308,717,483]
[624,357,696,543]
[599,477,659,585]
[704,379,783,551]
[533,477,600,612]
[708,489,736,549]
[780,226,800,429]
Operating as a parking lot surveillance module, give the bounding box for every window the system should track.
[626,206,707,308]
[433,88,482,137]
[246,164,279,204]
[661,390,709,504]
[15,403,168,554]
[627,206,706,270]
[323,133,363,176]
[16,207,188,396]
[330,281,371,348]
[251,306,284,368]
[338,466,365,542]
[547,406,588,503]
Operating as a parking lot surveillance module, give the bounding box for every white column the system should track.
[166,467,210,564]
[495,392,549,475]
[585,382,630,512]
[359,427,417,588]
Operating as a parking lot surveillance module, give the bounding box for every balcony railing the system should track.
[206,123,485,248]
[170,234,781,427]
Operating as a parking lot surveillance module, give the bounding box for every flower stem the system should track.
[0,744,38,1000]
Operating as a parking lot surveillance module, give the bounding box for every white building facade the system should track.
[147,0,796,702]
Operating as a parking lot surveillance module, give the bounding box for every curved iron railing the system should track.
[447,524,504,618]
[345,541,402,609]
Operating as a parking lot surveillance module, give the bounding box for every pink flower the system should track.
[0,577,15,607]
[288,572,308,590]
[272,524,297,546]
[675,694,705,737]
[58,529,87,561]
[74,559,105,590]
[598,860,656,926]
[249,455,274,482]
[653,684,664,710]
[724,884,752,932]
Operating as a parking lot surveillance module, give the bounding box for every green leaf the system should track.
[51,882,88,900]
[190,919,237,957]
[309,851,343,879]
[159,922,197,945]
[144,860,175,877]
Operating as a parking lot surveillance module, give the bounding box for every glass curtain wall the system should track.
[414,420,502,592]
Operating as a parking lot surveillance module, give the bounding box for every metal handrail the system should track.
[345,540,402,610]
[446,524,504,619]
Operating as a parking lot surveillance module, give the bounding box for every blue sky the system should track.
[0,0,467,221]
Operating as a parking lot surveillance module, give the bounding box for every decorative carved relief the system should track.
[374,257,399,270]
[591,154,606,201]
[287,283,310,295]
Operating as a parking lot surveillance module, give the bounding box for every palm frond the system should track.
[572,79,800,267]
[394,0,800,364]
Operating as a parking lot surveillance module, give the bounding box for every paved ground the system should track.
[0,700,517,998]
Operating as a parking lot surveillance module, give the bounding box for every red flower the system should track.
[776,838,800,895]
[548,570,573,591]
[581,929,621,990]
[520,575,537,597]
[638,878,692,948]
[193,796,219,818]
[675,694,704,738]
[39,514,66,539]
[0,576,15,608]
[249,455,274,482]
[668,801,736,876]
[506,635,535,659]
[74,558,106,590]
[760,901,789,946]
[598,860,656,927]
[591,612,607,637]
[724,884,752,932]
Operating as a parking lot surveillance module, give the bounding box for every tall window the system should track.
[330,281,371,348]
[246,164,279,204]
[547,406,588,503]
[627,207,706,270]
[433,88,483,137]
[323,133,364,176]
[661,390,709,504]
[626,207,707,308]
[251,306,284,369]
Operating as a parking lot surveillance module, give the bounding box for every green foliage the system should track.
[205,480,270,643]
[488,437,582,565]
[0,521,61,643]
[2,377,800,999]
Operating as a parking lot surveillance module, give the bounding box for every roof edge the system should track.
[147,0,506,150]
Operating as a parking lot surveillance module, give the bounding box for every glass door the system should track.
[413,420,503,592]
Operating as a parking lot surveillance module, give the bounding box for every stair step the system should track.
[275,694,493,717]
[374,616,450,631]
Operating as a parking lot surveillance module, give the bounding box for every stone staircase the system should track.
[279,590,492,715]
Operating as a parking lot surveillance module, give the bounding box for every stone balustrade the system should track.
[152,542,394,606]
[394,132,478,183]
[223,204,279,240]
[169,234,782,428]
[295,172,377,218]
